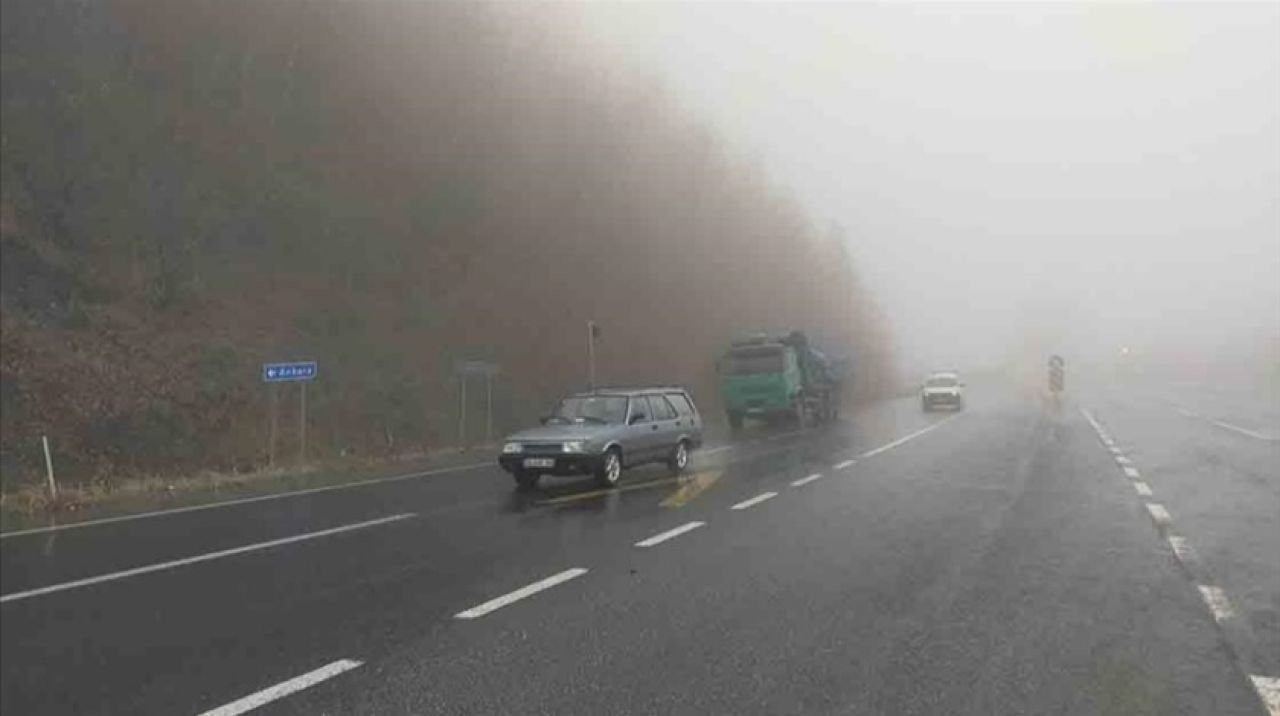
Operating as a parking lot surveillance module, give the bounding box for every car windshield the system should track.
[927,376,958,388]
[550,396,628,424]
[726,348,785,375]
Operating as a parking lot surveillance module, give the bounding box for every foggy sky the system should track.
[573,2,1280,377]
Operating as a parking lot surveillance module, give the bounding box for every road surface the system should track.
[2,381,1277,715]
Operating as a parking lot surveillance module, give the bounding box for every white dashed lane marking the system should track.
[1249,676,1280,716]
[197,660,363,716]
[1168,535,1196,565]
[1086,407,1280,716]
[1209,419,1278,442]
[730,492,778,511]
[790,473,824,488]
[832,459,856,470]
[455,568,589,619]
[858,413,965,461]
[1145,503,1172,527]
[0,513,416,604]
[1197,585,1236,623]
[634,522,705,548]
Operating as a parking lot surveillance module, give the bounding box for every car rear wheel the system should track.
[595,448,622,488]
[668,440,690,475]
[513,470,540,490]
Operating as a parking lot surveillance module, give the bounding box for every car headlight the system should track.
[502,442,524,454]
[562,441,584,453]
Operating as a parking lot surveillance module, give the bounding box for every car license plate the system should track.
[523,458,555,468]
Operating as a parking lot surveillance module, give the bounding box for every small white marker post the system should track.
[41,435,58,499]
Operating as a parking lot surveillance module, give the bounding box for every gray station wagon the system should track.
[499,387,704,489]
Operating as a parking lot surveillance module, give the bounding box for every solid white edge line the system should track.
[197,659,363,716]
[859,413,962,460]
[1197,584,1236,623]
[455,567,589,619]
[833,459,856,470]
[1249,675,1280,716]
[1145,503,1172,526]
[1133,481,1153,497]
[1123,466,1141,479]
[1209,419,1278,442]
[790,473,824,487]
[635,521,706,548]
[0,513,416,604]
[730,492,778,510]
[0,463,487,540]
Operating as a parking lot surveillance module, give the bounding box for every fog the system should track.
[576,2,1280,379]
[3,1,1277,483]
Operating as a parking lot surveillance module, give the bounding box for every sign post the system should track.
[262,361,318,466]
[485,370,494,443]
[586,321,600,390]
[455,360,500,449]
[299,381,308,464]
[268,384,279,468]
[457,374,468,449]
[41,435,57,499]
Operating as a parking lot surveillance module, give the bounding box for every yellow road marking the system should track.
[660,470,723,508]
[536,477,679,506]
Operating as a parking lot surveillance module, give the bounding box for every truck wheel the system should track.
[727,412,744,430]
[513,470,540,490]
[595,448,622,488]
[794,400,808,428]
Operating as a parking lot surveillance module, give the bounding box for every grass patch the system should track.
[0,445,495,533]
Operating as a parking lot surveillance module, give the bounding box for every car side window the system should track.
[650,395,677,421]
[667,393,695,417]
[628,397,651,424]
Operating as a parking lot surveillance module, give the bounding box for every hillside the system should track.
[0,0,893,487]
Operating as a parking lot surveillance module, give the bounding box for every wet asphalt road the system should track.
[1,381,1276,715]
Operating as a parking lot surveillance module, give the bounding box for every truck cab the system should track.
[719,340,803,428]
[718,331,840,429]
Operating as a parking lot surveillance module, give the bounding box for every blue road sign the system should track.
[263,361,318,383]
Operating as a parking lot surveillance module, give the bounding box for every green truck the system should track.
[717,331,842,429]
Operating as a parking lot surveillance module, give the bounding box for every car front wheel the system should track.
[596,448,622,488]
